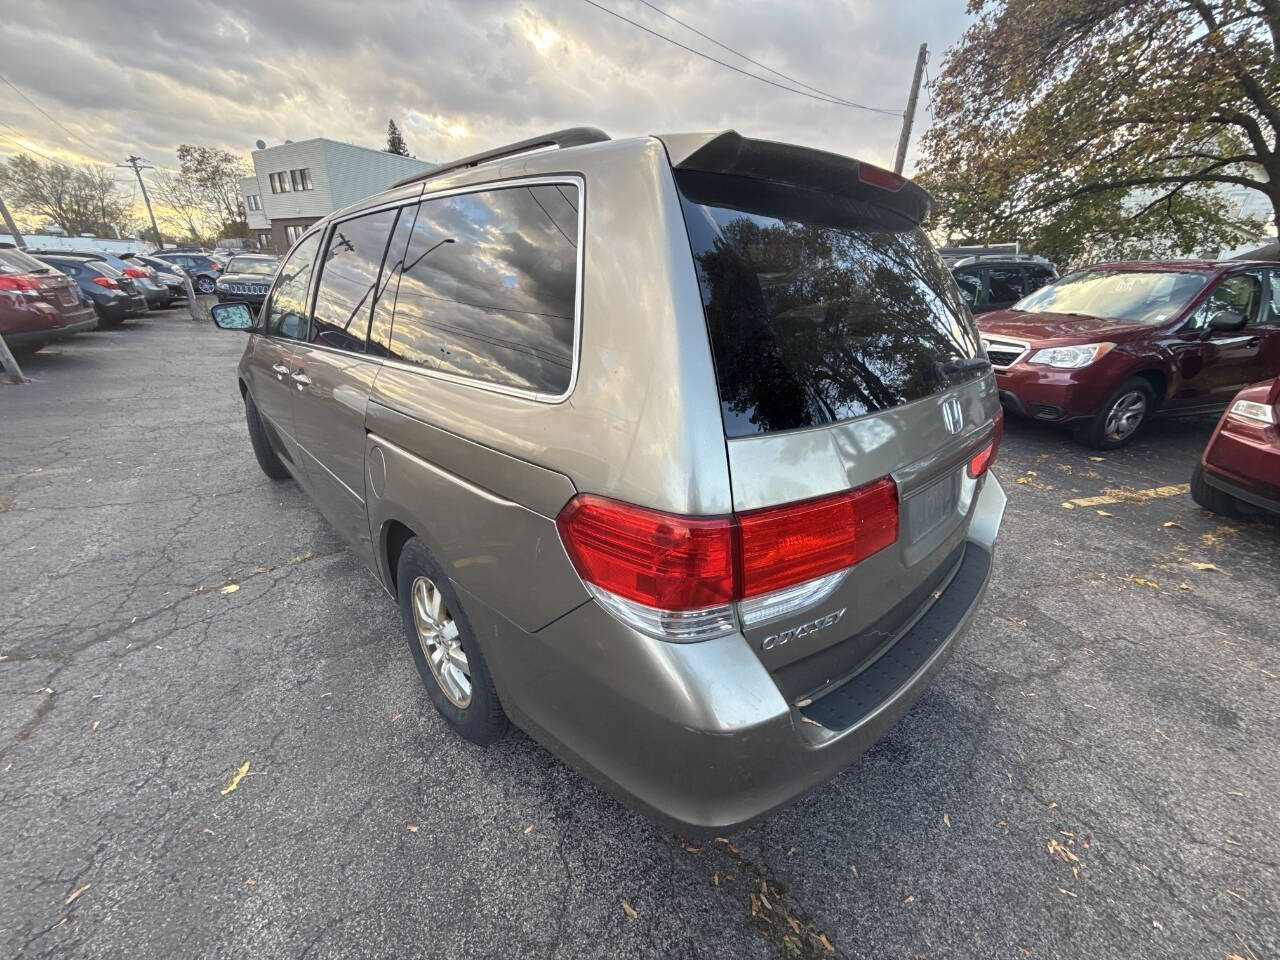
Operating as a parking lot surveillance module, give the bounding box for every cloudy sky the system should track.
[0,0,971,193]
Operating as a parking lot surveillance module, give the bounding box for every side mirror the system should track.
[1204,309,1247,338]
[210,301,255,331]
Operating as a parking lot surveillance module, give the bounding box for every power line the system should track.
[579,0,902,116]
[0,72,108,162]
[632,0,891,112]
[0,127,60,164]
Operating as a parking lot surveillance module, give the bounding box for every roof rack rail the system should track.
[392,126,610,188]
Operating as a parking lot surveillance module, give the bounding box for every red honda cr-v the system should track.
[1192,377,1280,520]
[977,261,1280,448]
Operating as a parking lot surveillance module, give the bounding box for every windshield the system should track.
[225,257,277,276]
[1014,270,1209,325]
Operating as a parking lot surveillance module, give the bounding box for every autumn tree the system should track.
[918,0,1279,264]
[0,154,132,236]
[386,119,411,156]
[175,144,249,235]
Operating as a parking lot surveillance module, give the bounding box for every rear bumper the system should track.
[468,475,1006,835]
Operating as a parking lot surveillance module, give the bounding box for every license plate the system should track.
[906,472,959,543]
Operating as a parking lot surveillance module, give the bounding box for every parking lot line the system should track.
[1062,483,1191,509]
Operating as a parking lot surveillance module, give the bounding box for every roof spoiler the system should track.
[660,130,934,228]
[392,127,610,188]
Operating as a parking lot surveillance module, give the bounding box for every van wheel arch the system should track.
[382,519,418,596]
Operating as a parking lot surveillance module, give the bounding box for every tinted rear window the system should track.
[678,173,982,438]
[0,248,49,274]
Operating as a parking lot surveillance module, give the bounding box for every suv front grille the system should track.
[981,338,1028,369]
[224,282,268,296]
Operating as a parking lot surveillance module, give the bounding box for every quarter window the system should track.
[953,269,981,307]
[308,208,399,352]
[383,183,579,395]
[263,232,320,340]
[986,267,1026,303]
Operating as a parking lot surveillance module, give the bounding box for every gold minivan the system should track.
[212,128,1006,833]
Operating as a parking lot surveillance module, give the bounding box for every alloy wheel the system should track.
[1104,390,1147,441]
[410,575,471,708]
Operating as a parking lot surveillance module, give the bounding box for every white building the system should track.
[240,138,431,252]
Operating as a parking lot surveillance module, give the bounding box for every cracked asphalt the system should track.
[2,312,1278,960]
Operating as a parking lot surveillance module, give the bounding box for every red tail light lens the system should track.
[857,162,906,192]
[555,495,736,611]
[738,479,898,597]
[968,408,1004,478]
[92,276,120,288]
[210,261,223,271]
[557,476,900,616]
[0,274,41,292]
[123,266,148,278]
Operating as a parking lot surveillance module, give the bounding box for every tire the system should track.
[196,276,216,295]
[397,537,508,745]
[1191,463,1246,520]
[1076,377,1155,449]
[244,394,292,481]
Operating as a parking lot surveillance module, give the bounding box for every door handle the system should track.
[272,363,290,379]
[291,372,312,389]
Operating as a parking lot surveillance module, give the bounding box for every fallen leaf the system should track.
[1190,561,1219,572]
[1125,576,1160,589]
[1058,887,1077,898]
[787,915,801,934]
[90,720,100,731]
[818,932,835,953]
[1026,470,1038,477]
[65,883,91,905]
[1226,889,1248,903]
[715,837,740,855]
[523,823,534,835]
[943,813,951,828]
[904,895,915,905]
[1096,510,1113,517]
[798,715,824,727]
[849,864,858,877]
[1162,521,1182,528]
[245,879,256,886]
[1048,838,1080,864]
[202,827,216,836]
[1061,502,1075,510]
[220,761,250,796]
[794,698,812,707]
[1016,476,1031,485]
[621,899,638,919]
[712,871,719,886]
[1089,456,1105,462]
[405,824,419,833]
[787,846,796,856]
[390,713,402,723]
[1179,583,1192,591]
[759,892,772,911]
[219,583,240,595]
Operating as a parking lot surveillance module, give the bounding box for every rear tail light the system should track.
[857,162,906,192]
[210,261,223,271]
[123,266,148,279]
[968,408,1004,478]
[0,274,41,294]
[556,477,899,641]
[92,276,120,289]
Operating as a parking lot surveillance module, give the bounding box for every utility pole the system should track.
[893,43,929,175]
[119,155,163,250]
[0,192,26,383]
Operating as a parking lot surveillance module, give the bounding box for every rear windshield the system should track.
[0,248,50,274]
[1014,269,1209,324]
[225,257,277,276]
[678,174,982,438]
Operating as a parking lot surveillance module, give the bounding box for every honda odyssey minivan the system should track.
[211,128,1006,832]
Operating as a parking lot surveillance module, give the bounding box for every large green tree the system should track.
[918,0,1279,263]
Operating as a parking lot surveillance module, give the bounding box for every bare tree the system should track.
[0,154,132,236]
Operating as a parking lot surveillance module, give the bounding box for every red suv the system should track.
[977,261,1280,448]
[1192,377,1280,520]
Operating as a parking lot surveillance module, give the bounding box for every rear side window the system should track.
[986,267,1026,303]
[1027,265,1056,291]
[0,248,48,273]
[678,173,982,437]
[383,183,579,396]
[308,208,398,352]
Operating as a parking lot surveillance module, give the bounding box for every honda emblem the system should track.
[942,397,963,435]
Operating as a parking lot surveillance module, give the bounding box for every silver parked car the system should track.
[211,128,1006,833]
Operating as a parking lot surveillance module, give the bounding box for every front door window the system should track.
[263,232,321,339]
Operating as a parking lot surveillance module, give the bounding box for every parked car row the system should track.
[0,241,200,355]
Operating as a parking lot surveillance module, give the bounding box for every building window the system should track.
[290,168,313,191]
[269,172,290,194]
[285,224,305,244]
[245,193,262,212]
[257,233,271,249]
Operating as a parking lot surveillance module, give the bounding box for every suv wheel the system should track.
[1078,378,1154,449]
[244,395,291,480]
[1190,463,1247,520]
[396,537,508,745]
[196,276,216,295]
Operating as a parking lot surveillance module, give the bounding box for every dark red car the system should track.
[0,245,98,353]
[977,260,1280,448]
[1192,377,1280,519]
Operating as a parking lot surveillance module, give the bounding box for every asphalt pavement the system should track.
[2,311,1277,959]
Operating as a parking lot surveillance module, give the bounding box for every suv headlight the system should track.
[1027,342,1115,369]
